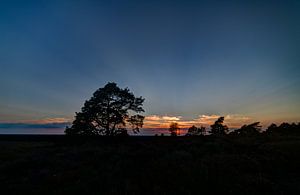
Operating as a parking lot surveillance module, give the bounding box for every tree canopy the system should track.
[65,82,145,136]
[186,125,206,136]
[169,122,180,136]
[210,117,228,135]
[265,122,300,135]
[232,122,261,136]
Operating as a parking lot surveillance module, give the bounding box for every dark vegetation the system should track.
[0,132,300,194]
[186,125,206,136]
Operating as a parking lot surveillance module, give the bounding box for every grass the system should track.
[0,135,299,194]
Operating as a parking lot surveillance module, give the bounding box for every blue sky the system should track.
[1,0,300,129]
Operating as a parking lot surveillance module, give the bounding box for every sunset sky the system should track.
[1,0,300,132]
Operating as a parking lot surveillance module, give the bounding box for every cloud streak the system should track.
[0,117,71,129]
[144,114,252,129]
[20,118,71,124]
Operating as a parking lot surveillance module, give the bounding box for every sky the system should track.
[1,0,300,133]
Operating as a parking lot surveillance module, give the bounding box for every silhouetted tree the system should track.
[186,125,206,136]
[186,125,197,136]
[169,122,180,136]
[265,123,278,134]
[210,117,228,135]
[266,122,300,135]
[65,82,145,136]
[234,122,261,136]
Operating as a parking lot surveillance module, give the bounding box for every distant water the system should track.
[0,128,65,135]
[0,128,187,136]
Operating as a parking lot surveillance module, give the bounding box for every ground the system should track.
[0,135,299,194]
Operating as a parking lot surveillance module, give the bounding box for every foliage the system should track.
[186,125,206,136]
[210,117,229,135]
[65,82,145,136]
[232,122,262,136]
[266,123,278,134]
[265,122,300,135]
[169,122,180,136]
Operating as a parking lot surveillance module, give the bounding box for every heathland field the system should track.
[0,134,299,194]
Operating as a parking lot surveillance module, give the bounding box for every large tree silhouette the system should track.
[210,117,228,135]
[65,82,145,136]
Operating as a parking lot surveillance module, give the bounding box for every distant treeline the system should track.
[169,117,300,137]
[65,82,299,137]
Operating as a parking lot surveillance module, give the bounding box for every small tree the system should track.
[169,122,180,136]
[186,125,206,136]
[65,82,145,136]
[210,117,228,135]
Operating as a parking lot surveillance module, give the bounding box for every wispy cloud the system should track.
[0,117,71,129]
[144,115,182,128]
[162,116,181,121]
[145,115,161,121]
[144,114,252,129]
[19,118,71,124]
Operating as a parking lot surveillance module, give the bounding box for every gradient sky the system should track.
[1,0,300,130]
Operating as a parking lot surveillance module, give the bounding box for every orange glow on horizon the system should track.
[143,114,253,129]
[2,114,296,130]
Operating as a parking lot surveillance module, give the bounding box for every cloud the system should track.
[162,116,181,121]
[0,117,71,129]
[145,115,181,121]
[193,115,220,124]
[144,115,182,128]
[145,115,161,121]
[0,123,69,129]
[144,114,252,129]
[20,117,71,124]
[1,117,71,124]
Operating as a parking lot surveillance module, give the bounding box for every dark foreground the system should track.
[0,135,300,194]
